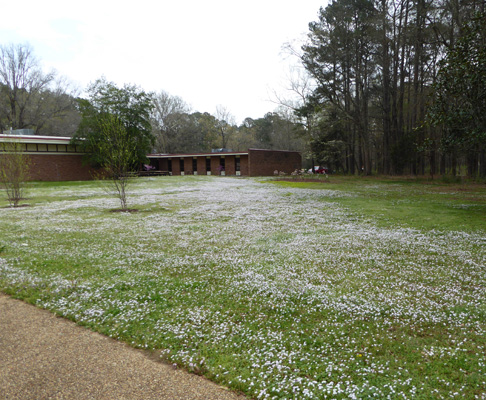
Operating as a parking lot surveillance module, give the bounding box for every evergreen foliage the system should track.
[74,78,154,169]
[300,0,485,177]
[428,12,486,175]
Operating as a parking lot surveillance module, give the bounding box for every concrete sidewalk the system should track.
[0,293,247,399]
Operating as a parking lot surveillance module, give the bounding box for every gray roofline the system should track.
[148,149,301,158]
[147,151,249,158]
[0,134,73,144]
[247,148,301,154]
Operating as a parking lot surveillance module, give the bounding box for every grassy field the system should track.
[0,176,485,399]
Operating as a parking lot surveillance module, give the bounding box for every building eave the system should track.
[0,134,73,145]
[147,151,249,158]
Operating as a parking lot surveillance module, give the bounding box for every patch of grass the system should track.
[269,176,486,232]
[0,176,485,399]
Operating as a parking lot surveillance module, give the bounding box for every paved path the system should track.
[0,293,247,400]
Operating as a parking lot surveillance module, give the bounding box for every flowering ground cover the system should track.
[0,176,485,399]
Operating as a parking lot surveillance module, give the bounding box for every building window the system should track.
[168,159,172,172]
[206,157,211,172]
[192,158,197,174]
[27,143,37,152]
[235,156,240,172]
[179,158,184,172]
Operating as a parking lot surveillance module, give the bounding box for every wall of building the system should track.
[22,150,298,180]
[240,155,249,176]
[147,151,295,177]
[2,135,299,181]
[26,154,97,181]
[150,154,249,176]
[2,149,299,181]
[0,135,97,182]
[224,155,235,175]
[248,149,301,177]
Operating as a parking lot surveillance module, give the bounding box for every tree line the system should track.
[149,94,306,154]
[1,0,485,180]
[297,0,485,177]
[0,43,305,156]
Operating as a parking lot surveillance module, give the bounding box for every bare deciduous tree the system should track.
[0,43,79,135]
[0,138,30,207]
[215,105,236,149]
[151,91,191,153]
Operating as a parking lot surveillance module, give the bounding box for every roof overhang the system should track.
[147,151,248,158]
[0,134,73,145]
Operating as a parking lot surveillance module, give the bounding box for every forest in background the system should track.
[0,0,484,177]
[299,0,485,177]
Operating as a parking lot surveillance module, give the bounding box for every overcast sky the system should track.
[1,0,326,124]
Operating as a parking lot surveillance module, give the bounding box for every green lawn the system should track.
[1,176,485,399]
[268,176,486,232]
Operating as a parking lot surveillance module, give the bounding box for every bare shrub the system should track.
[0,139,30,207]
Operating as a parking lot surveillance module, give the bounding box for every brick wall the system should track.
[197,157,207,175]
[171,158,181,175]
[210,157,222,175]
[224,155,235,175]
[183,158,193,174]
[20,150,300,180]
[240,155,249,176]
[146,151,295,177]
[248,149,301,176]
[24,154,97,181]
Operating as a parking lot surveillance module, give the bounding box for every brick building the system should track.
[0,134,97,181]
[0,134,301,181]
[147,149,302,177]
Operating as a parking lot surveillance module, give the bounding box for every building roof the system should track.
[147,151,249,158]
[0,134,72,144]
[147,149,301,158]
